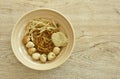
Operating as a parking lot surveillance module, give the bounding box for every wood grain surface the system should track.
[0,0,120,79]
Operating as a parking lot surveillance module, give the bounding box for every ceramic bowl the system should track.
[11,9,75,70]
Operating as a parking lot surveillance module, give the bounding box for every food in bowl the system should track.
[22,18,68,63]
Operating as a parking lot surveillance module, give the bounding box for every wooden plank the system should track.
[0,0,120,79]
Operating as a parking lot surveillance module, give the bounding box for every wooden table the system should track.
[0,0,120,79]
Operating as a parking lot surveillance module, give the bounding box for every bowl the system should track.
[11,8,75,70]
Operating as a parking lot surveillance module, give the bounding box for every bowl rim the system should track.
[11,8,75,70]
